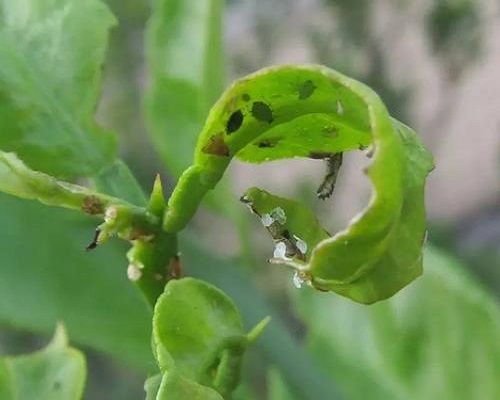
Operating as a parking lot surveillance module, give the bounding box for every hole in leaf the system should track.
[255,136,282,148]
[226,110,244,134]
[251,101,273,123]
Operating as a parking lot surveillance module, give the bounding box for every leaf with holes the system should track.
[164,65,433,304]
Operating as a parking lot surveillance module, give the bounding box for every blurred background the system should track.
[1,0,500,399]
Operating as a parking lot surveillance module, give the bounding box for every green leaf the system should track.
[0,193,153,371]
[181,239,342,400]
[0,325,86,400]
[0,193,339,398]
[0,358,14,399]
[267,368,299,400]
[153,278,248,397]
[0,0,116,178]
[144,374,162,400]
[156,369,224,400]
[92,159,147,207]
[0,151,130,216]
[293,246,500,400]
[165,65,433,303]
[145,0,224,177]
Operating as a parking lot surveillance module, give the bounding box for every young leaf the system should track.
[0,325,86,400]
[0,0,116,178]
[156,369,224,400]
[145,0,224,177]
[92,159,148,207]
[144,374,162,400]
[164,65,433,303]
[153,278,262,397]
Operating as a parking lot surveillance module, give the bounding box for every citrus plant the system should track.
[0,0,436,398]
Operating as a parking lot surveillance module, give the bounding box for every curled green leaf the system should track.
[164,65,433,303]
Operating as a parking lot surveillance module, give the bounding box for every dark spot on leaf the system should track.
[321,126,339,138]
[53,381,61,391]
[242,93,250,101]
[202,133,230,156]
[298,80,316,100]
[255,136,282,148]
[82,195,104,215]
[309,151,333,159]
[226,110,244,134]
[251,101,273,123]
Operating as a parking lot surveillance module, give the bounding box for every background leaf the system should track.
[145,0,224,177]
[0,0,116,178]
[0,325,86,400]
[0,193,153,371]
[293,246,500,400]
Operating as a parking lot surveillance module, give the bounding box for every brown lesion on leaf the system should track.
[81,195,104,215]
[202,132,230,156]
[255,136,282,148]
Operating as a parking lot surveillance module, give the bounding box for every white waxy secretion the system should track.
[273,241,289,259]
[104,206,117,223]
[292,271,305,289]
[293,235,308,255]
[127,263,142,281]
[261,213,274,227]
